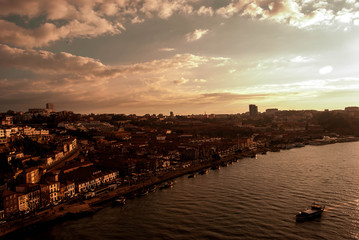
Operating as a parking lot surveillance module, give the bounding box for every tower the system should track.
[46,103,55,112]
[249,104,258,116]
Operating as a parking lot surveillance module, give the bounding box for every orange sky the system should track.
[1,0,359,114]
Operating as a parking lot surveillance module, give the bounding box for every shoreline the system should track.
[1,137,359,238]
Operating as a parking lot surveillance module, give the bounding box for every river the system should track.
[16,142,359,239]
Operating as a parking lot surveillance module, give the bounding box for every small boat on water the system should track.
[199,169,209,175]
[115,196,126,205]
[211,165,220,170]
[140,189,149,196]
[220,162,228,167]
[296,203,325,222]
[149,185,157,192]
[159,181,173,189]
[188,173,197,178]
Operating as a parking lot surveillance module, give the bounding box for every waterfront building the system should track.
[40,184,50,207]
[41,172,61,204]
[61,181,76,199]
[16,184,41,213]
[2,190,20,218]
[48,182,60,203]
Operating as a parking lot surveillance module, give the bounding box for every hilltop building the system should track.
[46,103,55,113]
[249,104,258,116]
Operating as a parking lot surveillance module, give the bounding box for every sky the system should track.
[1,0,359,115]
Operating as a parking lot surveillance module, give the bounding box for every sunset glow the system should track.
[1,0,359,114]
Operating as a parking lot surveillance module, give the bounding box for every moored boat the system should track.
[211,165,220,170]
[159,181,173,189]
[296,203,325,222]
[115,196,126,205]
[149,185,157,192]
[140,189,149,196]
[188,173,197,178]
[199,169,209,175]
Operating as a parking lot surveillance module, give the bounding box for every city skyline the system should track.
[1,0,359,114]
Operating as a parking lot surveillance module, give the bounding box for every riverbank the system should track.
[0,153,244,238]
[1,137,359,238]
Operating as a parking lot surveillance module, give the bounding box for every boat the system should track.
[296,203,325,222]
[149,185,157,192]
[199,169,209,175]
[188,173,197,178]
[211,165,220,170]
[159,181,173,189]
[115,196,126,205]
[220,162,228,167]
[140,189,149,196]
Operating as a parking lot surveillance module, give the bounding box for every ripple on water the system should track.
[18,142,359,240]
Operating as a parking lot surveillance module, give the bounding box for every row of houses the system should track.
[0,126,49,138]
[46,138,77,166]
[0,126,51,145]
[1,166,119,219]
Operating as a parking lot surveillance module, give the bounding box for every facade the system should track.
[1,116,13,126]
[16,184,41,213]
[61,167,119,193]
[40,184,50,208]
[48,182,60,203]
[25,167,41,184]
[62,181,76,199]
[2,190,19,217]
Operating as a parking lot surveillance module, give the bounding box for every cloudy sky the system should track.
[1,0,359,115]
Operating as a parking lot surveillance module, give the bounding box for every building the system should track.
[1,116,13,126]
[249,104,258,116]
[46,103,55,112]
[2,190,20,217]
[345,106,359,112]
[25,167,41,184]
[16,184,41,213]
[61,181,76,199]
[265,108,279,115]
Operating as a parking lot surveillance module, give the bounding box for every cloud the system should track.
[0,42,237,113]
[319,65,333,75]
[140,0,194,19]
[244,78,359,94]
[131,16,145,24]
[0,43,217,84]
[1,0,358,49]
[0,0,197,48]
[0,43,109,78]
[216,0,359,29]
[159,48,175,52]
[290,56,314,63]
[185,29,209,42]
[0,16,122,48]
[197,6,214,16]
[194,78,206,83]
[174,77,189,85]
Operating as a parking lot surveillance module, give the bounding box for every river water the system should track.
[20,142,359,239]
